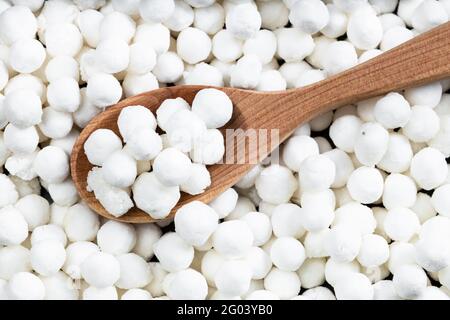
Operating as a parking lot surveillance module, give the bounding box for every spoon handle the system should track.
[268,22,450,137]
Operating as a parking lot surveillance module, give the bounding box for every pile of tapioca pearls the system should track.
[84,88,232,218]
[0,0,450,300]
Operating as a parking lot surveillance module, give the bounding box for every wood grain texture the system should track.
[71,22,450,223]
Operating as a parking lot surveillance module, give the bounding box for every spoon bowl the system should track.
[71,86,261,223]
[71,22,450,223]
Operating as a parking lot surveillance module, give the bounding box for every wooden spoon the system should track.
[71,22,450,223]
